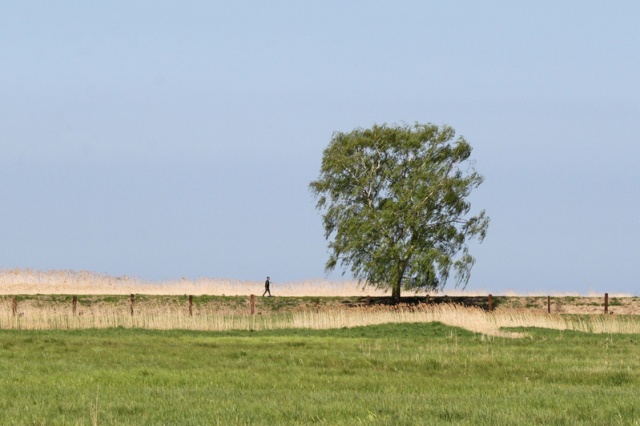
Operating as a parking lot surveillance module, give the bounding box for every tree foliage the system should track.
[310,123,489,300]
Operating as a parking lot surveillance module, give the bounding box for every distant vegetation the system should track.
[0,268,388,296]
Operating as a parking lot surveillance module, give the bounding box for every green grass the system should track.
[524,297,540,308]
[1,323,639,425]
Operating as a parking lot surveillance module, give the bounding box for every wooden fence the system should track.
[5,293,616,316]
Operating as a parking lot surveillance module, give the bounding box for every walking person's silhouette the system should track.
[262,276,272,297]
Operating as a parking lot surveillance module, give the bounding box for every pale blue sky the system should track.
[1,1,638,294]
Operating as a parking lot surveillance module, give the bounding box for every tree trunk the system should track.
[392,258,409,304]
[392,279,401,303]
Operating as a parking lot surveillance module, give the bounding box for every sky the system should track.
[1,1,639,294]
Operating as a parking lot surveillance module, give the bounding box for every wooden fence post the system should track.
[12,296,17,317]
[366,295,371,306]
[488,294,493,312]
[130,294,135,316]
[72,296,77,316]
[189,295,193,317]
[604,293,609,314]
[250,294,255,315]
[547,295,551,314]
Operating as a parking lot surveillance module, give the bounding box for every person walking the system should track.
[262,276,272,297]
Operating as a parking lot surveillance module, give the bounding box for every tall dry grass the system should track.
[4,268,629,298]
[2,298,640,337]
[0,268,495,297]
[288,305,640,336]
[0,268,392,296]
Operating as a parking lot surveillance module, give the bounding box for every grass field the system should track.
[2,270,639,424]
[1,323,639,425]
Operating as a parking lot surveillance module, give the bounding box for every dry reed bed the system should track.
[2,302,640,337]
[4,269,633,298]
[0,269,391,297]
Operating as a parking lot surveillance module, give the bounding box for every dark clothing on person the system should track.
[262,278,271,297]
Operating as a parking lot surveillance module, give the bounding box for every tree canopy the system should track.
[310,122,489,300]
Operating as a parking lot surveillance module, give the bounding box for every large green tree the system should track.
[310,123,489,300]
